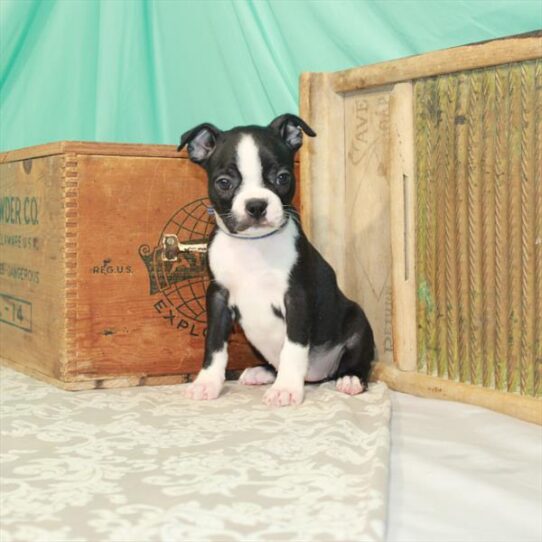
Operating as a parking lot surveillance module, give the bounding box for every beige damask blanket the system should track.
[0,366,390,542]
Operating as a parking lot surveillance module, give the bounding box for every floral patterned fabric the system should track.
[0,366,390,542]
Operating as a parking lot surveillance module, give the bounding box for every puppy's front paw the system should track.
[263,385,303,407]
[336,375,366,395]
[239,366,276,386]
[184,375,223,401]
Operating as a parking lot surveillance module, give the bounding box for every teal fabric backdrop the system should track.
[1,0,540,151]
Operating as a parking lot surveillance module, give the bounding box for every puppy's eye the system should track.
[215,178,232,190]
[276,172,291,186]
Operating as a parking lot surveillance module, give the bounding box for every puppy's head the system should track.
[177,114,315,237]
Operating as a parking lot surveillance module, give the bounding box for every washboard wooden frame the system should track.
[299,32,541,424]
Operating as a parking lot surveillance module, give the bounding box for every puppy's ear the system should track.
[269,114,316,151]
[177,123,221,163]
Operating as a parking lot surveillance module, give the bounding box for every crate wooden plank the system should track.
[0,155,67,380]
[68,153,255,379]
[68,153,208,378]
[0,141,186,163]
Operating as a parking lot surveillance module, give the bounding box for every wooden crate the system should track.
[0,142,300,390]
[300,32,541,424]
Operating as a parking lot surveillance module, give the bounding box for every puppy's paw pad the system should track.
[263,386,303,407]
[336,375,366,395]
[239,366,276,386]
[183,381,222,401]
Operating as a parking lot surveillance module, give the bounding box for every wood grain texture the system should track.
[299,72,314,238]
[414,80,428,373]
[300,73,396,364]
[344,87,393,363]
[0,141,188,163]
[443,74,460,382]
[0,357,190,391]
[535,60,542,398]
[507,64,523,393]
[331,31,541,94]
[0,141,303,165]
[455,72,471,384]
[466,70,483,386]
[414,78,432,374]
[299,73,349,286]
[494,65,511,391]
[373,362,542,425]
[388,82,417,371]
[0,156,67,380]
[519,61,536,396]
[63,153,79,380]
[480,69,497,389]
[434,76,449,379]
[415,59,541,397]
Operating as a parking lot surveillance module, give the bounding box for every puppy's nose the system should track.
[245,199,268,219]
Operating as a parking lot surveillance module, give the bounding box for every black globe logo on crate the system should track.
[139,198,213,337]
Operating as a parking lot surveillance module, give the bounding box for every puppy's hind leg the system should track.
[335,307,375,396]
[239,364,276,385]
[239,344,276,385]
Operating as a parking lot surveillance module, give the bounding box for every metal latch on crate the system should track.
[161,234,208,262]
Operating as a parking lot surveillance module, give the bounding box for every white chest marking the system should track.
[208,220,298,366]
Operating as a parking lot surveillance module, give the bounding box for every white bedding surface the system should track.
[0,367,390,542]
[387,391,542,542]
[1,364,541,542]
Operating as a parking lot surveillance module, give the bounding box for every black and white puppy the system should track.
[178,114,374,407]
